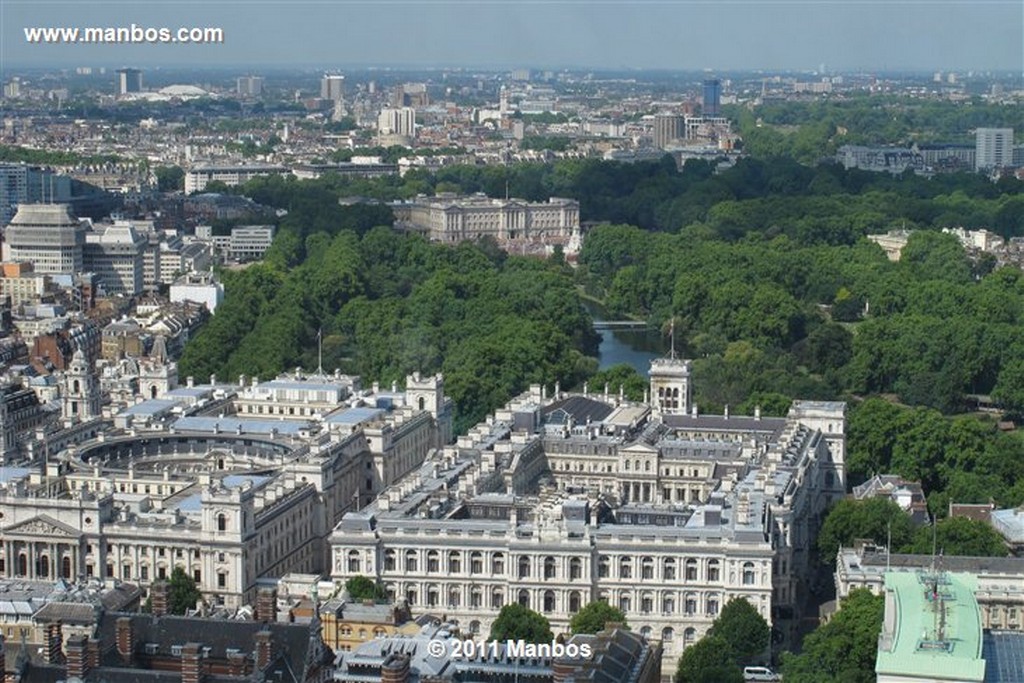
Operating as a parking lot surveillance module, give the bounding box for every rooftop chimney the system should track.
[181,643,203,683]
[381,653,411,683]
[65,634,89,679]
[254,630,273,670]
[116,616,134,665]
[150,580,170,616]
[45,623,64,665]
[256,586,278,623]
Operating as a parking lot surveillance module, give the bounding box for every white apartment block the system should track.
[330,358,846,672]
[185,165,289,194]
[3,203,85,274]
[83,222,147,296]
[377,107,416,138]
[975,128,1014,170]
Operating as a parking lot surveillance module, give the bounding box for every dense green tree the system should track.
[154,165,185,192]
[569,601,628,635]
[489,604,553,644]
[707,598,771,664]
[781,588,883,683]
[905,517,1009,557]
[675,635,743,683]
[345,576,387,601]
[582,364,646,402]
[818,498,915,563]
[168,567,203,615]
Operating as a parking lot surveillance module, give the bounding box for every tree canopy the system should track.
[707,598,771,665]
[345,575,387,601]
[168,567,203,615]
[675,635,743,683]
[781,588,884,683]
[489,604,553,644]
[569,601,628,635]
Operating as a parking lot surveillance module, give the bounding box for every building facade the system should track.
[975,128,1014,171]
[330,360,846,672]
[393,194,580,245]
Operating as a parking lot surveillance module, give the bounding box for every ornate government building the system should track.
[0,368,452,610]
[330,358,846,671]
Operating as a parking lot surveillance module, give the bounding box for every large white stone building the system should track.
[0,369,453,610]
[330,358,846,674]
[392,193,581,251]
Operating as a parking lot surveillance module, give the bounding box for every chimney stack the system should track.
[181,643,203,683]
[227,651,248,677]
[116,616,134,665]
[256,586,278,623]
[45,623,64,664]
[150,581,170,616]
[65,634,89,679]
[254,630,273,670]
[87,637,101,671]
[381,653,411,683]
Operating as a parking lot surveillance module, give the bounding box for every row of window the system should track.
[359,550,761,585]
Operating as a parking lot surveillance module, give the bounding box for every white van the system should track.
[743,667,781,682]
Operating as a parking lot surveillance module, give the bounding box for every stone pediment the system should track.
[620,441,659,456]
[3,515,82,538]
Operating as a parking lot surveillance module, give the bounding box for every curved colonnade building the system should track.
[0,370,452,610]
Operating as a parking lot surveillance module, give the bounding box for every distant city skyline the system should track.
[1,1,1022,73]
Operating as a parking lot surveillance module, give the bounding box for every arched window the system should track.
[347,550,360,573]
[17,553,27,576]
[624,460,630,471]
[150,385,158,399]
[38,555,50,578]
[707,596,719,616]
[217,513,227,532]
[619,595,631,612]
[62,556,72,579]
[427,550,439,572]
[427,586,439,607]
[662,595,675,614]
[743,561,756,586]
[569,557,582,580]
[707,559,720,582]
[470,551,483,574]
[543,590,556,613]
[640,626,652,639]
[469,620,481,635]
[569,591,582,613]
[544,556,556,579]
[685,558,698,581]
[73,379,80,394]
[598,555,610,578]
[641,556,654,580]
[663,627,675,643]
[492,589,504,609]
[405,550,418,572]
[644,460,651,472]
[664,558,676,581]
[448,551,461,573]
[492,553,505,575]
[470,587,482,608]
[448,588,460,608]
[684,627,696,646]
[619,557,632,579]
[518,556,530,579]
[685,593,697,615]
[406,589,417,606]
[384,550,396,572]
[641,593,653,613]
[518,589,530,607]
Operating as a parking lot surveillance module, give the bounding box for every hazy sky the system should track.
[2,1,1022,72]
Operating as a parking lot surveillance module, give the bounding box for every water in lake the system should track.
[582,300,671,374]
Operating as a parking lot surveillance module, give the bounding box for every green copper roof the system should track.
[876,571,986,682]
